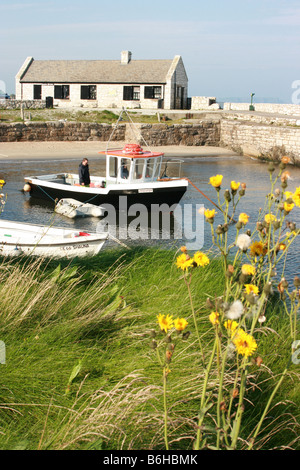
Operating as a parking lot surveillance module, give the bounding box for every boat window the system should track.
[145,158,155,179]
[133,159,144,180]
[120,158,130,179]
[109,157,118,177]
[154,157,162,179]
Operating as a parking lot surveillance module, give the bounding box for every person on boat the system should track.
[79,158,91,186]
[121,164,129,179]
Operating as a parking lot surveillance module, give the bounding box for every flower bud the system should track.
[182,330,191,340]
[279,162,286,171]
[268,163,275,173]
[245,293,257,305]
[239,273,248,285]
[224,189,231,202]
[294,276,300,287]
[166,350,173,363]
[263,282,273,295]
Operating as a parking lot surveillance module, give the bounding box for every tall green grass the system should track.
[0,247,298,450]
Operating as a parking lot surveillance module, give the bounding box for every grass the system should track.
[0,109,183,125]
[0,247,299,450]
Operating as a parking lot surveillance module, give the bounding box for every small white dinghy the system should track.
[55,198,106,219]
[0,220,108,258]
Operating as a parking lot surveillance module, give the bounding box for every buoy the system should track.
[122,144,143,155]
[23,183,31,192]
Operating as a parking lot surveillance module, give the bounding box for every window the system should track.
[81,85,97,100]
[144,86,162,99]
[33,85,41,100]
[154,157,162,179]
[120,158,130,179]
[133,159,144,180]
[123,86,140,101]
[109,157,118,178]
[145,158,155,179]
[54,85,70,99]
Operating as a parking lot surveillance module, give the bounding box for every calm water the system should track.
[1,152,300,281]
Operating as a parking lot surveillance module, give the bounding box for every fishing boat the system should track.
[0,220,108,258]
[23,110,188,210]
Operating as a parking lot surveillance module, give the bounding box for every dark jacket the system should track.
[79,162,90,186]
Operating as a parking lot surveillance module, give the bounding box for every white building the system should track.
[15,51,188,110]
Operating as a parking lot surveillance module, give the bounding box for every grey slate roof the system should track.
[20,59,174,84]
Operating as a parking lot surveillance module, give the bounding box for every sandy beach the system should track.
[0,141,238,160]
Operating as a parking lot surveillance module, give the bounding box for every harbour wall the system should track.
[0,121,220,147]
[1,117,300,162]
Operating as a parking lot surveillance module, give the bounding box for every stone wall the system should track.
[0,99,45,109]
[220,120,300,161]
[0,121,220,146]
[139,122,220,146]
[191,96,220,110]
[223,102,300,116]
[0,122,126,142]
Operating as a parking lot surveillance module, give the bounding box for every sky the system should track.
[1,0,300,103]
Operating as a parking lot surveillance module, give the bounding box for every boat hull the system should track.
[0,220,108,258]
[26,181,187,209]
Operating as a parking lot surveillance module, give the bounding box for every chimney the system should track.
[121,51,132,64]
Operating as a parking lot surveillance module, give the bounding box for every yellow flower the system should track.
[176,253,194,271]
[209,311,219,325]
[157,314,174,333]
[284,201,294,213]
[293,187,300,207]
[284,191,293,199]
[174,317,188,331]
[193,251,210,267]
[209,174,223,188]
[250,241,264,257]
[244,284,259,295]
[238,213,249,225]
[242,264,256,276]
[233,329,258,357]
[204,208,216,219]
[0,179,5,188]
[278,243,286,251]
[264,213,277,224]
[224,320,239,334]
[231,181,240,191]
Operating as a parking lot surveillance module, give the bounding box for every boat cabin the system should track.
[99,144,164,185]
